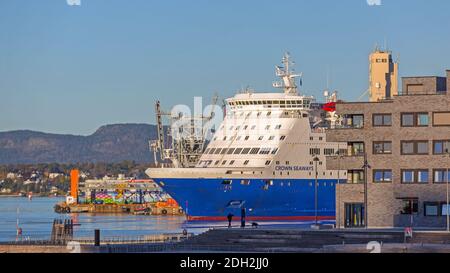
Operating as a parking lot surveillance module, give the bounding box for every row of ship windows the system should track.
[200,159,327,168]
[228,100,311,107]
[213,135,287,142]
[221,179,334,189]
[199,159,268,166]
[204,147,344,157]
[204,147,280,156]
[220,124,283,132]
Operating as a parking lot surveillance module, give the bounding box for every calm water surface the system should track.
[0,197,199,242]
[0,197,329,242]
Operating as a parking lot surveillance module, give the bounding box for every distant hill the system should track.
[0,124,158,164]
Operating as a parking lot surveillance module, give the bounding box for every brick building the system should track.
[326,70,450,229]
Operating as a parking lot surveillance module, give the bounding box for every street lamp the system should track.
[335,148,344,229]
[445,147,450,232]
[362,152,371,229]
[313,155,320,227]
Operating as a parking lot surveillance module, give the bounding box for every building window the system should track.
[258,136,264,141]
[433,169,450,183]
[280,136,286,141]
[275,125,282,130]
[402,170,414,183]
[310,148,321,155]
[348,142,365,156]
[417,170,429,183]
[401,199,419,215]
[373,114,392,127]
[401,141,429,155]
[243,160,250,165]
[433,112,450,126]
[265,160,271,166]
[241,148,251,154]
[244,136,250,141]
[269,136,275,141]
[373,141,392,154]
[433,140,450,154]
[271,148,279,155]
[442,204,450,216]
[347,170,364,184]
[417,113,429,126]
[401,113,414,127]
[343,114,364,129]
[401,170,429,184]
[249,148,260,154]
[417,141,429,154]
[373,170,392,183]
[234,148,243,154]
[401,113,429,127]
[424,202,439,216]
[324,148,335,155]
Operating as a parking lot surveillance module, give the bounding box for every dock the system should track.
[3,227,450,253]
[54,170,184,216]
[54,202,183,216]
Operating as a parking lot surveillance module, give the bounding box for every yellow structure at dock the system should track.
[54,201,184,215]
[55,169,184,216]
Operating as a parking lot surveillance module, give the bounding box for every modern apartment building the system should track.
[326,70,450,229]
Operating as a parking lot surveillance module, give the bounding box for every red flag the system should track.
[322,102,336,112]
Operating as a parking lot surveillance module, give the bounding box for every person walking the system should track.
[241,208,246,228]
[227,213,234,228]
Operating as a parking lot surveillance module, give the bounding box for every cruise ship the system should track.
[146,53,346,221]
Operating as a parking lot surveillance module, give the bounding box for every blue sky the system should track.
[1,0,450,135]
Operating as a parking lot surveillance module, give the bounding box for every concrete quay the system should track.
[3,228,450,253]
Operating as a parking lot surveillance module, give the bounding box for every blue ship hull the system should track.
[155,178,339,221]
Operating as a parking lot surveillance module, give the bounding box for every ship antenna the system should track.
[272,52,302,95]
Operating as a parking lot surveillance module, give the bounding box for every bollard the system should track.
[94,229,100,246]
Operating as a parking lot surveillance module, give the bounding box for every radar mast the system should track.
[272,52,303,95]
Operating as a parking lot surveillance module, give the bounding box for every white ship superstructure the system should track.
[146,53,347,221]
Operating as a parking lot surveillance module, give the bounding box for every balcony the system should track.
[326,154,364,170]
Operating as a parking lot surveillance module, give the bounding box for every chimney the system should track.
[70,169,79,204]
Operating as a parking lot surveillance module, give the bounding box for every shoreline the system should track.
[0,194,65,198]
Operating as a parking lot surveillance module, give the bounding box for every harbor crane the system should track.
[150,94,219,168]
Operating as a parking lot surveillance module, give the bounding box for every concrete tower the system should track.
[369,48,398,102]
